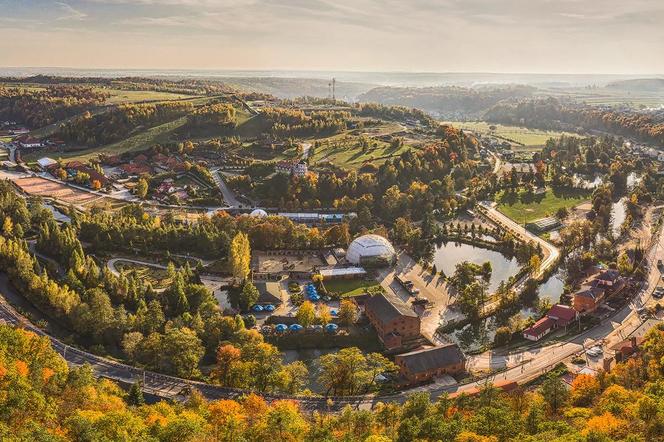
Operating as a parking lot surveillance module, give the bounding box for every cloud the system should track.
[55,2,88,21]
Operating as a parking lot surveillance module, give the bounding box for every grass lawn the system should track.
[496,187,590,224]
[37,116,189,162]
[310,135,413,170]
[102,88,198,104]
[115,262,172,288]
[442,121,575,147]
[323,279,381,297]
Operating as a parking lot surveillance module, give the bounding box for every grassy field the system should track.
[496,187,590,223]
[542,88,664,109]
[25,116,189,162]
[323,279,381,297]
[442,121,575,148]
[102,88,198,104]
[310,135,413,170]
[115,262,172,288]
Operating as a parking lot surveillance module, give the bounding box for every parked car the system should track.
[586,346,603,358]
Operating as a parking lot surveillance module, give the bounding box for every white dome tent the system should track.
[346,234,396,266]
[250,209,268,218]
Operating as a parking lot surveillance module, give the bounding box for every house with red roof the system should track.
[523,316,555,341]
[547,304,578,328]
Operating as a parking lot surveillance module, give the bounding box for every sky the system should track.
[0,0,663,74]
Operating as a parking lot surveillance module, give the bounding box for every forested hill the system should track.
[358,85,535,119]
[606,78,664,93]
[485,98,664,145]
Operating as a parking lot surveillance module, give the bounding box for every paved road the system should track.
[466,219,664,374]
[106,257,168,276]
[211,169,241,208]
[478,200,560,281]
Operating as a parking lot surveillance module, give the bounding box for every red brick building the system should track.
[573,286,606,313]
[364,292,420,349]
[394,344,466,385]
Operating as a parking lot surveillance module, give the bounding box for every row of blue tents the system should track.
[305,283,320,302]
[274,323,339,333]
[251,304,276,312]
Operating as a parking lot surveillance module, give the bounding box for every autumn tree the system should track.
[238,281,259,311]
[338,299,358,326]
[136,178,149,199]
[296,300,316,326]
[569,373,600,407]
[229,232,251,281]
[541,374,569,414]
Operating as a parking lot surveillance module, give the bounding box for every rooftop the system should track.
[547,304,577,321]
[254,281,283,305]
[319,266,367,278]
[365,292,418,324]
[524,317,555,336]
[396,344,466,374]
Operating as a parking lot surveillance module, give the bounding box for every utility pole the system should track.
[332,77,336,101]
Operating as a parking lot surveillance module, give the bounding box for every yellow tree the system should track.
[317,304,332,325]
[296,301,316,327]
[2,217,13,237]
[229,232,251,281]
[529,255,541,276]
[339,299,358,326]
[136,178,149,200]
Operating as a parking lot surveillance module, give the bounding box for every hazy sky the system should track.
[1,0,663,74]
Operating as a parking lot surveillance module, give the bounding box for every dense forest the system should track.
[262,107,350,138]
[485,98,664,145]
[358,85,535,119]
[0,182,353,386]
[0,75,235,96]
[184,103,237,131]
[1,322,663,441]
[58,102,194,146]
[352,102,437,127]
[0,86,109,128]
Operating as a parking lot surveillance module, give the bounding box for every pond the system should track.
[433,241,522,293]
[537,270,565,304]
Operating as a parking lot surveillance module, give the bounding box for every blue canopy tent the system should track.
[325,323,339,332]
[289,324,303,332]
[330,309,338,316]
[251,304,264,312]
[275,324,288,333]
[308,294,321,302]
[264,304,275,312]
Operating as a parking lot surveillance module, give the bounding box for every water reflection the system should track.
[433,241,521,292]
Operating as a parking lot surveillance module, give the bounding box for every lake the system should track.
[433,241,521,293]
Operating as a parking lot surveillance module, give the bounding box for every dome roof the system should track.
[250,209,268,218]
[346,234,396,265]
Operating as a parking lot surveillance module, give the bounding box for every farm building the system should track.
[394,344,466,385]
[364,292,420,349]
[526,217,561,233]
[318,266,367,280]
